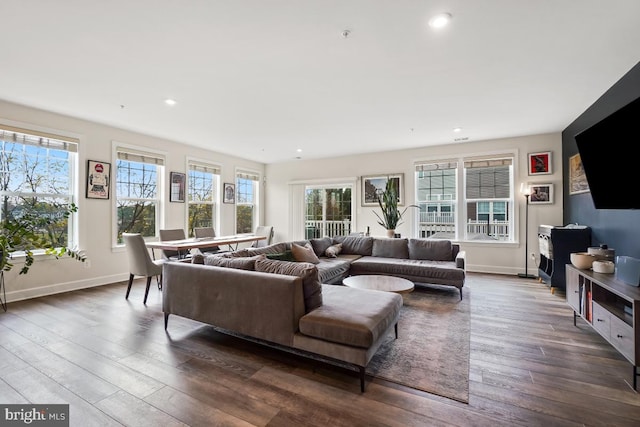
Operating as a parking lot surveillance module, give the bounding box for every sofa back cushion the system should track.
[255,259,323,312]
[372,238,409,259]
[333,236,373,256]
[246,242,289,256]
[408,239,453,261]
[204,254,266,270]
[309,237,333,257]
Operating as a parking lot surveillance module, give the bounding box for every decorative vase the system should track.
[386,229,395,238]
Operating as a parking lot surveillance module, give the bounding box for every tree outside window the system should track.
[1,131,77,252]
[188,162,219,236]
[115,149,163,243]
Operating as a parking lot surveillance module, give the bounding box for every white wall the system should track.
[1,100,265,303]
[265,133,563,276]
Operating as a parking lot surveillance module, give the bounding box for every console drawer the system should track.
[610,316,635,363]
[591,302,610,340]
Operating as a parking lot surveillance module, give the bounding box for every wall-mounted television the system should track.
[574,95,640,209]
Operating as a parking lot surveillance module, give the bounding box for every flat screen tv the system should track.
[574,95,640,209]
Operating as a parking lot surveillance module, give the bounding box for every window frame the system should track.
[0,123,80,255]
[235,168,261,234]
[112,142,166,247]
[414,151,516,243]
[186,158,221,237]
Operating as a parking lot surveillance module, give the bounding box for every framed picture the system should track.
[569,153,590,195]
[528,151,552,175]
[361,173,404,207]
[169,172,186,202]
[86,160,111,199]
[223,183,235,204]
[529,183,553,204]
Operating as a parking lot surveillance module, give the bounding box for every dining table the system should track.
[145,234,267,259]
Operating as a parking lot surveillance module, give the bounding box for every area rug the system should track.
[366,284,471,403]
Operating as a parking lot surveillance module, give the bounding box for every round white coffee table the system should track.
[342,275,414,294]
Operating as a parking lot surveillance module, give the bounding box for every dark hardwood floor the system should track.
[1,272,639,426]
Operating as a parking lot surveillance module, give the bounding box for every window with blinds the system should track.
[188,160,220,236]
[0,125,79,250]
[415,154,514,242]
[236,169,260,234]
[115,146,165,242]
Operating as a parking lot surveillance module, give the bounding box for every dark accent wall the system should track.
[562,61,640,259]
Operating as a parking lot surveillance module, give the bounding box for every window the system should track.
[236,170,259,234]
[305,185,353,238]
[0,126,78,251]
[115,146,164,243]
[415,155,514,242]
[187,160,220,236]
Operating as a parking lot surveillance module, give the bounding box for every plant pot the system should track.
[386,229,395,238]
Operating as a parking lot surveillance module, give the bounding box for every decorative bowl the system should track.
[570,252,596,270]
[592,260,615,274]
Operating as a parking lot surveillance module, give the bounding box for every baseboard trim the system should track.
[4,273,129,304]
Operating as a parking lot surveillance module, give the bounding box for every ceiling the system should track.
[2,1,639,164]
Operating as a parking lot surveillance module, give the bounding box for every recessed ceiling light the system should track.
[453,127,462,133]
[296,148,302,153]
[429,13,452,29]
[164,99,177,106]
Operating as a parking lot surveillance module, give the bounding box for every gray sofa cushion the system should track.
[309,237,333,257]
[204,254,266,270]
[298,284,402,348]
[315,255,357,284]
[372,238,409,259]
[333,236,373,256]
[247,242,289,256]
[350,256,465,287]
[255,258,323,312]
[408,239,453,261]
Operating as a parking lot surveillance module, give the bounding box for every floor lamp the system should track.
[518,184,537,279]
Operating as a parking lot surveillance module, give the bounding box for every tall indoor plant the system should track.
[373,178,416,238]
[0,202,86,311]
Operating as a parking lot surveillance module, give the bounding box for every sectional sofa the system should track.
[162,236,465,391]
[246,235,467,299]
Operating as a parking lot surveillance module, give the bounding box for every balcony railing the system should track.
[305,217,509,241]
[305,219,352,239]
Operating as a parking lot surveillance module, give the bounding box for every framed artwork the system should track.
[169,172,186,202]
[529,183,553,204]
[528,151,552,175]
[223,183,235,204]
[569,154,590,195]
[86,160,111,199]
[361,173,404,207]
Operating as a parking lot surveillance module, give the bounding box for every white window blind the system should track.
[0,125,78,152]
[189,161,220,175]
[116,148,164,165]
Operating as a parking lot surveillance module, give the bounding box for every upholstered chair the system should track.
[123,233,165,304]
[159,228,187,260]
[194,227,223,254]
[252,225,274,248]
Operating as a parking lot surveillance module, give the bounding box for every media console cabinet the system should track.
[566,264,640,390]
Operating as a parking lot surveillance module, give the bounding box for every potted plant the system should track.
[0,202,86,311]
[373,178,417,238]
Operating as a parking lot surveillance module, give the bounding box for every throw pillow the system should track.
[204,254,266,270]
[324,243,343,258]
[266,250,297,262]
[309,237,333,257]
[190,248,205,264]
[254,258,322,312]
[291,242,320,264]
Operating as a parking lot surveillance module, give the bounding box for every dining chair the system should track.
[252,225,274,248]
[159,228,187,260]
[194,226,223,254]
[123,233,165,304]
